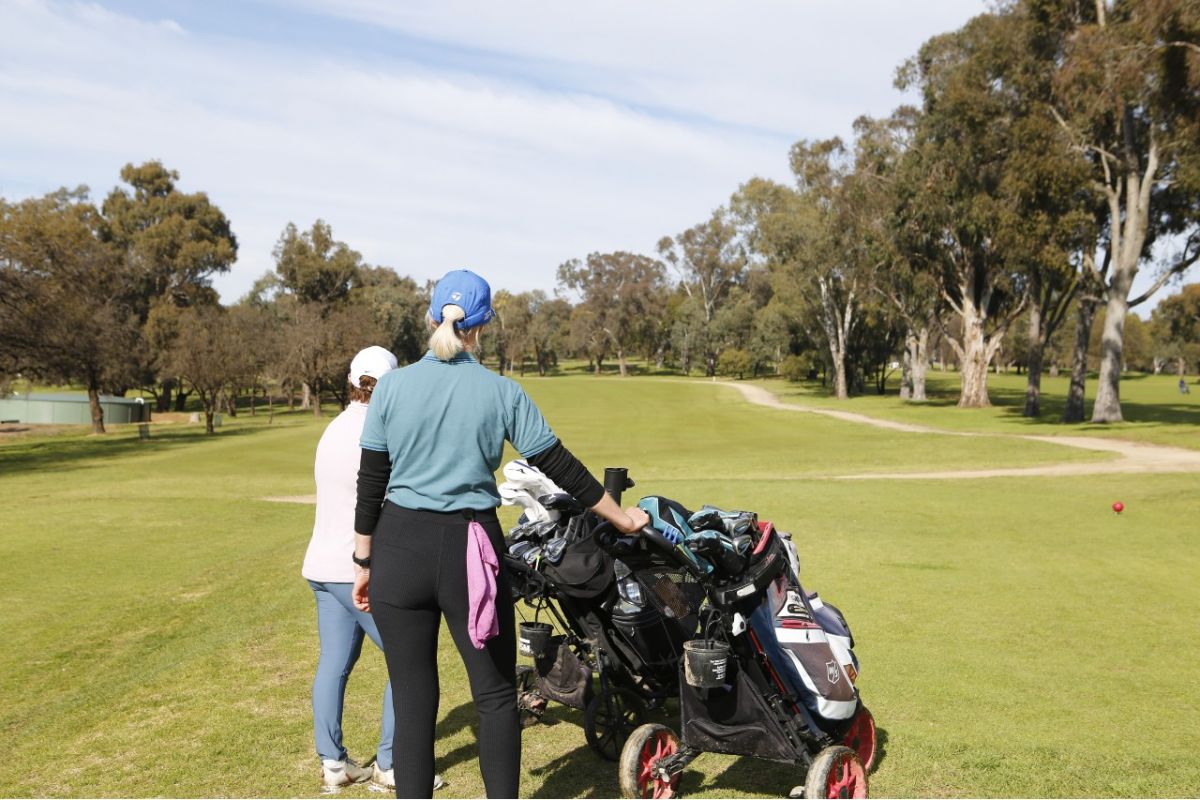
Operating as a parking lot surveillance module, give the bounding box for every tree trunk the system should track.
[86,383,105,434]
[301,382,312,410]
[226,390,238,417]
[618,349,627,377]
[1091,292,1130,423]
[249,385,256,416]
[911,327,929,402]
[156,381,172,413]
[957,306,991,408]
[899,330,913,401]
[268,390,274,424]
[829,342,848,400]
[1063,298,1098,423]
[311,380,322,417]
[205,409,215,434]
[1024,302,1045,418]
[174,389,189,412]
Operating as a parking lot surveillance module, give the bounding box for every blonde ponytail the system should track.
[429,304,467,361]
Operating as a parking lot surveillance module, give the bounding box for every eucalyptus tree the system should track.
[355,265,428,364]
[1150,283,1200,375]
[271,219,366,408]
[525,291,571,376]
[101,161,237,410]
[658,210,748,376]
[897,12,1038,408]
[1047,0,1200,422]
[733,129,881,400]
[557,251,667,376]
[0,189,141,433]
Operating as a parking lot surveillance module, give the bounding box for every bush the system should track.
[780,354,808,382]
[717,348,753,379]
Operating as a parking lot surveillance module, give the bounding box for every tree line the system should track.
[2,0,1198,435]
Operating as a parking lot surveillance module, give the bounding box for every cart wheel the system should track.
[516,665,546,728]
[584,687,647,762]
[842,705,877,773]
[804,745,867,799]
[619,723,681,799]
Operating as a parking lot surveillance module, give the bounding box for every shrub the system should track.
[717,348,753,379]
[780,354,808,382]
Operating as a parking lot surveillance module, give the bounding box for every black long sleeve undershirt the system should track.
[354,438,605,535]
[355,448,391,535]
[526,439,605,508]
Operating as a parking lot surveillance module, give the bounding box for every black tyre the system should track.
[584,687,647,761]
[804,745,867,799]
[619,722,681,799]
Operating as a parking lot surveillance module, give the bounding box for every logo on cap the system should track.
[451,291,462,301]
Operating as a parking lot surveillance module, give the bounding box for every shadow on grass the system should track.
[772,372,1200,430]
[0,423,274,476]
[696,724,889,797]
[528,741,621,799]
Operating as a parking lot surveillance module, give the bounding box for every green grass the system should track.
[754,370,1200,451]
[1,376,1198,797]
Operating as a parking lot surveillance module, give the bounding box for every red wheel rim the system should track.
[842,707,877,772]
[825,751,867,799]
[636,731,679,799]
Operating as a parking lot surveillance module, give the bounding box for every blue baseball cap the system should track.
[429,269,495,329]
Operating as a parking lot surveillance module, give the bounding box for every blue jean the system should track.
[308,580,394,770]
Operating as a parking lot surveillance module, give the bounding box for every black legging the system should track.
[369,503,519,799]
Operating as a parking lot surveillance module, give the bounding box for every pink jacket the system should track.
[466,521,500,649]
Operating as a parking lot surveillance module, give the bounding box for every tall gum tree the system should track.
[101,161,237,411]
[732,134,871,401]
[658,210,747,377]
[898,13,1038,408]
[0,189,141,433]
[1049,0,1200,422]
[557,252,666,377]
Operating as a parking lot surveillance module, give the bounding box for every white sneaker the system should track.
[370,763,446,792]
[321,758,371,790]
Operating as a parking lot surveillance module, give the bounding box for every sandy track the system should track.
[720,382,1200,480]
[260,382,1200,504]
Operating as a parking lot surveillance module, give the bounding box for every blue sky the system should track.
[2,0,1001,301]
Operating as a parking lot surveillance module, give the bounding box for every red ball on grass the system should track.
[1112,501,1125,514]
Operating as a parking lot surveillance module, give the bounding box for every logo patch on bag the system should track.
[826,660,841,684]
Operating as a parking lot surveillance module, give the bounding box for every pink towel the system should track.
[466,520,500,649]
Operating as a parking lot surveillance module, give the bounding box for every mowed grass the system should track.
[757,371,1200,451]
[0,376,1197,797]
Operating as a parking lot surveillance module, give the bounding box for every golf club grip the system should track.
[640,525,700,575]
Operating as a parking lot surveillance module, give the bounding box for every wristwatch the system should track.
[352,554,371,568]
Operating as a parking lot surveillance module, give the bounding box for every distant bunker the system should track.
[0,394,151,425]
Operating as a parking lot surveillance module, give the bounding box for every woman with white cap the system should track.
[351,269,649,798]
[301,346,444,793]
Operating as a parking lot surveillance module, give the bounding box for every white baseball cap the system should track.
[348,346,398,388]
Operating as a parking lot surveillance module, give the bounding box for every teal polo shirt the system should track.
[360,351,558,511]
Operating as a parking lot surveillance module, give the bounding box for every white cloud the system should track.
[0,0,988,301]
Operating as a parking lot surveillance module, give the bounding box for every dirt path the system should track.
[720,382,1200,480]
[260,382,1200,503]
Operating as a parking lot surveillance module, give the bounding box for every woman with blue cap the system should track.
[350,269,649,798]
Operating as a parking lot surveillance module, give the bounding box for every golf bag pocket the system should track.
[541,531,613,599]
[751,602,857,721]
[533,636,593,710]
[680,667,798,762]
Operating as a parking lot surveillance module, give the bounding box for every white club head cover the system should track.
[502,460,564,497]
[498,483,557,523]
